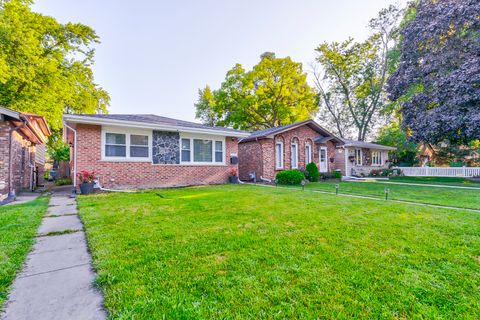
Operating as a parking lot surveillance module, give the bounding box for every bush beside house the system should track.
[276,170,305,185]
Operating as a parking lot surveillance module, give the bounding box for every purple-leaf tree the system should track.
[388,0,480,144]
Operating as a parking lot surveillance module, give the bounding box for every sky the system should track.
[33,0,407,122]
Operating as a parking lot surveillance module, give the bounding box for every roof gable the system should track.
[240,120,343,143]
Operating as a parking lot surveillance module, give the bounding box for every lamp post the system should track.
[384,187,390,200]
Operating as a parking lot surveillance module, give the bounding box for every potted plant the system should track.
[77,170,96,194]
[228,168,239,183]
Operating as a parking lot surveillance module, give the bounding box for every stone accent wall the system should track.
[72,124,240,189]
[152,131,180,164]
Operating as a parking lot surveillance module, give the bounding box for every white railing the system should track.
[395,166,480,177]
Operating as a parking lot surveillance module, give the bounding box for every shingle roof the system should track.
[66,114,248,135]
[341,139,396,151]
[240,120,343,143]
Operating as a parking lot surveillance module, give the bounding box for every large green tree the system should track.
[376,122,418,166]
[0,0,109,131]
[313,5,402,141]
[195,52,317,131]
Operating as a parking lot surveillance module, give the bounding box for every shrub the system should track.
[333,170,342,179]
[305,162,320,182]
[54,178,72,186]
[276,170,305,185]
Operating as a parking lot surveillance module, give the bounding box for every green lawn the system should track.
[389,176,480,188]
[301,179,480,210]
[78,185,480,319]
[0,197,49,308]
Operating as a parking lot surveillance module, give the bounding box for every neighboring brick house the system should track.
[0,107,51,201]
[63,114,249,191]
[238,120,395,180]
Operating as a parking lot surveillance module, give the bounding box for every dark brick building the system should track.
[0,107,51,201]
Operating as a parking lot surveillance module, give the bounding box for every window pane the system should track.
[182,138,190,150]
[215,141,223,162]
[130,146,148,157]
[276,143,283,168]
[292,144,297,167]
[106,145,126,157]
[182,150,191,162]
[131,134,148,146]
[106,133,125,145]
[194,139,212,162]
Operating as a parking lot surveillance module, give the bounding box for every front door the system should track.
[319,147,328,173]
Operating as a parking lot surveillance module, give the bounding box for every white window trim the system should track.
[305,143,312,164]
[101,126,152,162]
[354,148,363,166]
[275,141,284,169]
[179,133,226,166]
[371,150,383,166]
[291,141,298,169]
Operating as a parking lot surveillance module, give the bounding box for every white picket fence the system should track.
[395,166,480,177]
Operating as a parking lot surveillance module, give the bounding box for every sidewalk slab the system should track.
[49,197,76,207]
[46,205,78,216]
[1,193,106,320]
[21,233,90,277]
[1,264,106,320]
[37,215,83,235]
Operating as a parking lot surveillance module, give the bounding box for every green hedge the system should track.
[305,162,320,182]
[276,170,305,185]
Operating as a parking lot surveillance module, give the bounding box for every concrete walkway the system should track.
[1,192,106,320]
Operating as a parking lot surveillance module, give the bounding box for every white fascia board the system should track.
[343,143,396,151]
[0,106,21,120]
[62,114,250,138]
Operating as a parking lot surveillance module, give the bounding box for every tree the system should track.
[313,5,402,141]
[388,0,480,145]
[0,0,109,132]
[376,122,418,166]
[195,52,317,131]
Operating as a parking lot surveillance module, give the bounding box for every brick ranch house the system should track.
[238,120,395,181]
[63,114,249,191]
[0,106,51,201]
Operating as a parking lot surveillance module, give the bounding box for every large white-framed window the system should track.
[291,140,298,169]
[180,133,225,165]
[102,126,152,162]
[305,142,312,164]
[275,140,284,169]
[371,150,383,166]
[354,149,362,166]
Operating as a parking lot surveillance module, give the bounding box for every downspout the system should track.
[63,123,77,197]
[7,118,28,200]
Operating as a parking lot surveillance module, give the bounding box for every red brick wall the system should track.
[72,124,239,189]
[238,140,263,180]
[238,125,338,181]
